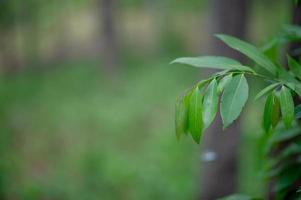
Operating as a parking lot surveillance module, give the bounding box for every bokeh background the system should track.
[0,0,292,199]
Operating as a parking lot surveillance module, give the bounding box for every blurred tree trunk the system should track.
[98,0,119,73]
[199,0,250,199]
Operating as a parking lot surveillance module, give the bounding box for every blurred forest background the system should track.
[0,0,293,199]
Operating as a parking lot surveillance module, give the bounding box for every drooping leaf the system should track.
[255,83,280,100]
[279,86,294,128]
[263,93,280,132]
[217,74,233,94]
[287,55,301,80]
[175,93,190,140]
[202,79,219,129]
[271,94,280,128]
[171,56,254,72]
[188,86,203,143]
[221,74,249,128]
[216,34,278,76]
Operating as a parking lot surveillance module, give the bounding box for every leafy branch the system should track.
[173,26,301,144]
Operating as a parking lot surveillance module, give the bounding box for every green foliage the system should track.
[279,86,295,128]
[203,79,218,129]
[221,74,249,129]
[215,34,278,76]
[218,194,263,200]
[263,92,280,132]
[173,28,301,199]
[188,87,203,143]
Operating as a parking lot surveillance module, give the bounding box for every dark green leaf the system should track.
[221,74,249,128]
[274,165,301,192]
[279,86,294,128]
[255,83,280,100]
[263,93,280,132]
[287,55,301,79]
[188,86,203,143]
[171,56,254,72]
[216,34,278,75]
[203,79,219,129]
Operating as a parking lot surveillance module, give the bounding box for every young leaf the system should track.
[287,55,301,79]
[215,34,278,76]
[279,86,294,128]
[203,79,219,129]
[221,74,249,128]
[255,83,280,100]
[188,87,203,143]
[263,93,280,132]
[175,94,190,140]
[171,56,254,72]
[217,74,233,94]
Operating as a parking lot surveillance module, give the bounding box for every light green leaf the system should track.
[203,79,219,129]
[175,93,190,140]
[188,87,203,143]
[221,74,249,128]
[217,74,233,94]
[171,56,254,72]
[216,34,278,76]
[287,55,301,79]
[255,83,280,100]
[263,93,280,132]
[279,86,294,128]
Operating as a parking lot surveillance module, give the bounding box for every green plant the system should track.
[173,25,301,199]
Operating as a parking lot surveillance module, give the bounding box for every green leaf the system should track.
[171,56,254,72]
[287,55,301,79]
[203,79,219,129]
[216,34,278,76]
[255,83,280,100]
[218,74,233,94]
[175,93,190,140]
[221,74,249,128]
[263,93,280,132]
[188,86,203,143]
[218,194,263,200]
[279,86,294,128]
[274,165,301,192]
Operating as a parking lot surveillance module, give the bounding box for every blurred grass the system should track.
[0,60,203,199]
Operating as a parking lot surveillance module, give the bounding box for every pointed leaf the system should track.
[218,74,233,94]
[188,87,203,143]
[287,55,301,79]
[255,83,280,100]
[216,34,278,75]
[279,86,294,128]
[171,56,240,70]
[175,93,190,139]
[221,74,249,128]
[271,94,280,128]
[203,79,219,129]
[263,93,280,132]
